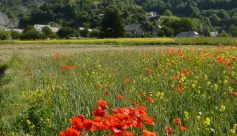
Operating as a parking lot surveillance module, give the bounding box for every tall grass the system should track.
[0,46,237,135]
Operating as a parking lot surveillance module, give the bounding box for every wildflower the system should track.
[178,84,183,87]
[147,68,152,72]
[133,101,139,105]
[165,127,173,135]
[125,78,130,83]
[179,125,187,131]
[177,88,182,93]
[147,97,153,102]
[233,92,237,95]
[106,55,108,57]
[231,56,236,60]
[204,118,210,126]
[175,119,181,125]
[150,92,153,96]
[141,93,145,96]
[188,58,192,61]
[92,107,105,117]
[142,130,156,136]
[82,119,94,131]
[231,129,235,134]
[105,91,109,94]
[97,100,108,110]
[117,95,123,99]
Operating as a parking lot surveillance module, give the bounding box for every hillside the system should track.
[1,0,237,35]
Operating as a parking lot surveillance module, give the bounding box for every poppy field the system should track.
[0,45,237,136]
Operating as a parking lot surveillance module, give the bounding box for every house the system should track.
[152,25,161,37]
[78,27,92,32]
[210,32,219,37]
[146,12,160,22]
[34,24,60,33]
[176,31,199,37]
[91,9,100,12]
[65,34,76,39]
[125,24,146,38]
[4,29,23,33]
[99,14,105,19]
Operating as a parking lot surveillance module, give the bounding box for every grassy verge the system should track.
[0,37,237,45]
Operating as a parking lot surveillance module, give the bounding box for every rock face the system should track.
[0,12,19,29]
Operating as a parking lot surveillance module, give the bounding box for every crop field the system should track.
[0,45,237,136]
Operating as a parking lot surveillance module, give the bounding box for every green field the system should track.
[0,45,237,135]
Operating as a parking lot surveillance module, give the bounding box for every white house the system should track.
[34,24,60,33]
[4,29,23,33]
[125,24,146,38]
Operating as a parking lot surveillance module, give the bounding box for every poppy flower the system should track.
[147,97,153,102]
[90,67,93,70]
[178,84,183,87]
[133,101,139,105]
[117,95,123,99]
[233,92,237,95]
[147,68,152,72]
[125,78,130,83]
[179,125,187,131]
[97,100,108,110]
[231,56,236,60]
[142,130,156,136]
[189,71,193,74]
[175,119,181,125]
[177,88,182,93]
[105,91,109,94]
[92,107,105,117]
[106,55,108,57]
[82,119,94,131]
[141,93,145,96]
[188,58,192,61]
[165,127,173,135]
[77,114,85,122]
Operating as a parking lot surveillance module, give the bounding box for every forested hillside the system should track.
[2,0,237,36]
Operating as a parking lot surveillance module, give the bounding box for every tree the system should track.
[157,26,174,37]
[42,26,54,38]
[163,9,172,17]
[23,25,35,34]
[221,31,228,37]
[100,8,125,38]
[11,30,21,39]
[21,29,41,40]
[57,27,80,38]
[165,18,197,36]
[229,25,237,37]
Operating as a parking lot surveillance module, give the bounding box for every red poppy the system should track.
[117,95,123,99]
[133,101,139,105]
[82,119,94,131]
[179,125,187,131]
[177,88,182,93]
[175,119,181,125]
[233,92,237,95]
[231,56,236,60]
[189,71,193,74]
[92,107,105,117]
[97,100,108,110]
[141,93,145,96]
[147,68,152,72]
[105,91,109,94]
[142,130,156,136]
[125,78,130,83]
[147,97,153,102]
[106,55,108,57]
[165,127,173,135]
[188,58,192,61]
[90,67,93,70]
[178,84,183,87]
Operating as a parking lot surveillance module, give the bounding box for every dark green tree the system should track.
[42,26,54,38]
[163,9,172,17]
[157,26,174,37]
[100,8,125,38]
[21,29,41,40]
[229,25,237,37]
[57,27,80,38]
[10,30,21,39]
[23,25,35,34]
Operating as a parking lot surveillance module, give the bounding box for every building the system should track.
[34,24,60,33]
[4,29,23,33]
[210,32,219,37]
[176,31,199,37]
[152,25,161,37]
[125,24,146,38]
[146,12,160,22]
[78,27,92,32]
[99,14,105,19]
